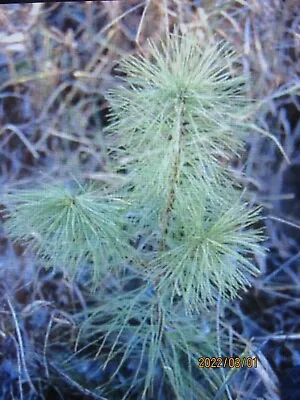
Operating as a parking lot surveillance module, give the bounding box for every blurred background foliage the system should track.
[0,1,299,399]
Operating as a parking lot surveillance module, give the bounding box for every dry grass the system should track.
[0,1,299,399]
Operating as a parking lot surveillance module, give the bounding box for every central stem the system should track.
[160,103,183,250]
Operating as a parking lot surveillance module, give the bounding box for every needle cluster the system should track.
[2,181,131,284]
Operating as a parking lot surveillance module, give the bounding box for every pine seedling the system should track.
[71,31,266,399]
[1,30,268,399]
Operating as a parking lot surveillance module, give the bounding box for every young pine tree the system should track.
[2,32,265,399]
